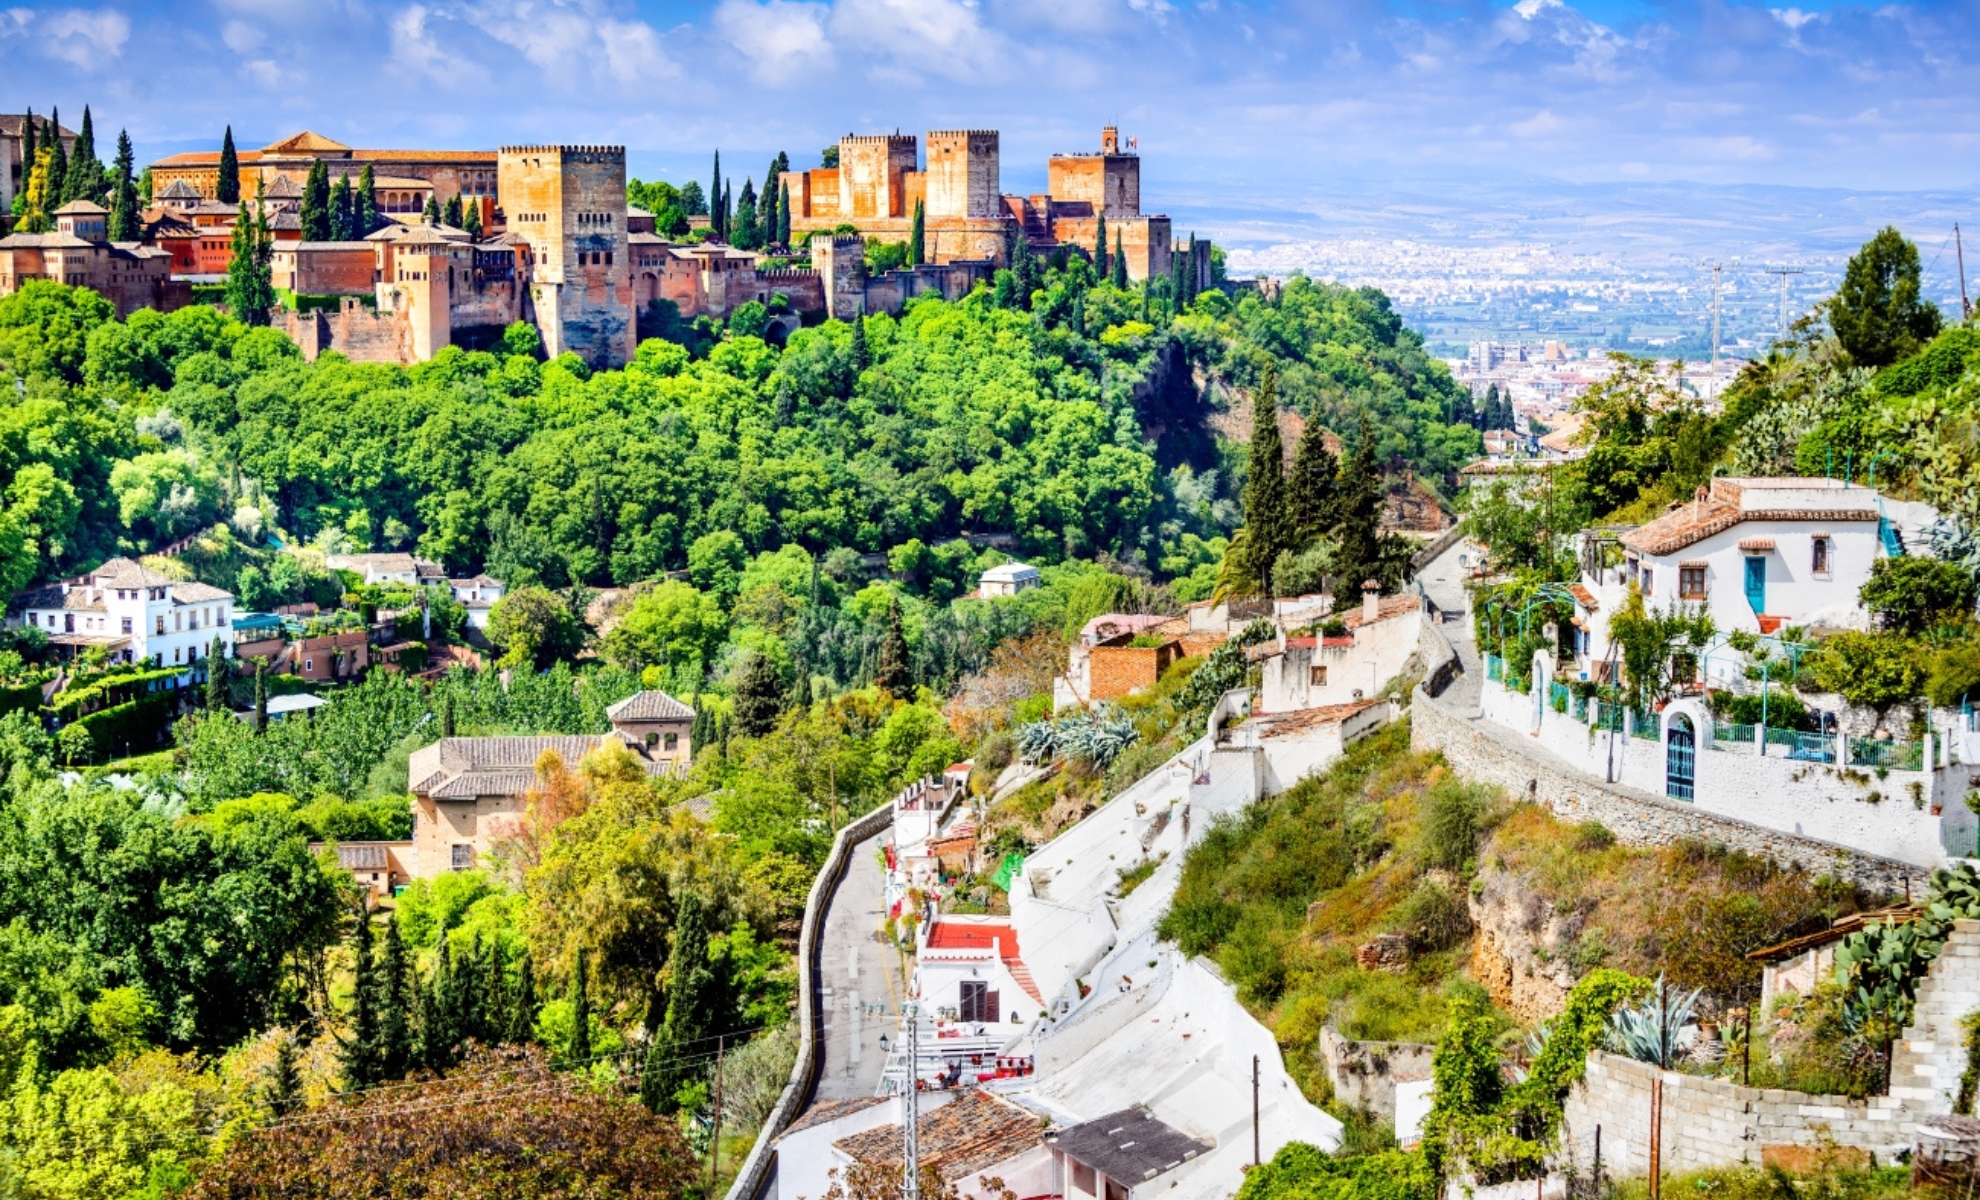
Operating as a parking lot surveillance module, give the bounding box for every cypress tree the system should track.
[108,130,138,241]
[442,192,463,230]
[777,181,791,247]
[457,932,485,1046]
[720,181,732,242]
[440,691,455,738]
[710,150,722,238]
[734,177,758,250]
[1235,361,1293,595]
[265,1029,305,1120]
[17,148,53,233]
[66,106,103,204]
[1111,231,1128,289]
[758,161,779,243]
[1288,407,1340,544]
[462,195,482,238]
[328,175,353,241]
[731,651,784,739]
[567,951,592,1069]
[874,596,912,695]
[14,110,35,218]
[1334,412,1386,592]
[1450,387,1476,430]
[377,914,415,1079]
[508,954,538,1044]
[421,195,440,225]
[341,912,380,1089]
[1094,212,1107,279]
[645,892,723,1113]
[909,199,925,267]
[849,314,870,371]
[301,159,331,241]
[356,165,379,236]
[424,937,459,1068]
[45,107,67,207]
[689,697,710,752]
[205,637,227,710]
[252,662,268,732]
[479,935,508,1043]
[226,189,276,327]
[217,126,240,204]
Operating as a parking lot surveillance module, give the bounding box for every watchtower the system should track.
[924,130,1000,220]
[496,144,635,369]
[836,134,918,220]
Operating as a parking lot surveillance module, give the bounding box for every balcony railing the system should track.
[1847,737,1923,772]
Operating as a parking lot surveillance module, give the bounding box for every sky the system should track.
[3,0,1978,232]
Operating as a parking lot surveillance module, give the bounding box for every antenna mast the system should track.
[1710,263,1723,366]
[1762,266,1806,342]
[1958,223,1971,321]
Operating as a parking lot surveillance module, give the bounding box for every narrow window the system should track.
[1812,537,1830,574]
[1679,566,1706,599]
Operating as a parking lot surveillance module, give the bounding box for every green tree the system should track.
[849,313,870,370]
[731,650,784,738]
[680,179,706,217]
[1094,212,1107,279]
[422,195,441,225]
[15,147,55,233]
[485,585,585,670]
[909,198,925,267]
[356,164,379,236]
[567,951,592,1068]
[11,108,35,219]
[1233,362,1293,595]
[1830,226,1943,368]
[508,954,538,1044]
[462,194,482,238]
[1287,406,1338,543]
[644,890,726,1113]
[874,595,913,695]
[442,193,463,229]
[265,1030,305,1120]
[601,581,726,678]
[328,174,354,241]
[377,915,417,1079]
[300,159,331,242]
[342,911,380,1088]
[778,181,792,247]
[1111,231,1128,289]
[253,661,268,733]
[1809,630,1929,714]
[225,190,277,326]
[205,637,227,710]
[710,150,723,240]
[217,125,241,204]
[1334,413,1385,590]
[1860,556,1977,634]
[107,129,139,241]
[44,107,67,206]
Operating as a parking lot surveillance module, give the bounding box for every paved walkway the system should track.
[1417,536,1481,710]
[813,831,902,1102]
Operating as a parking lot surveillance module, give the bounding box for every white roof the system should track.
[979,562,1041,583]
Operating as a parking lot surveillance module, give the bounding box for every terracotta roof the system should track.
[1255,697,1388,738]
[53,199,107,215]
[778,1096,888,1142]
[407,733,667,798]
[262,131,353,154]
[1569,584,1599,610]
[834,1090,1045,1182]
[925,919,1043,1003]
[352,149,498,163]
[158,179,202,199]
[1343,593,1421,629]
[1621,499,1877,557]
[606,690,695,722]
[0,232,98,249]
[1738,538,1776,551]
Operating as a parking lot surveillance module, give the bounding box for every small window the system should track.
[645,732,659,749]
[1679,567,1706,599]
[1310,665,1327,686]
[1640,567,1654,597]
[122,617,133,634]
[304,658,314,671]
[451,844,474,871]
[1812,538,1830,575]
[155,615,166,634]
[664,732,678,751]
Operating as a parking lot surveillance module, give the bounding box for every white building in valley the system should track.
[12,558,235,669]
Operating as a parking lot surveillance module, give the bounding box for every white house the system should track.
[978,561,1041,598]
[1256,584,1425,714]
[447,574,505,630]
[325,553,445,587]
[1570,478,1934,677]
[13,558,234,670]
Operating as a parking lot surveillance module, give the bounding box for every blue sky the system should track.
[3,0,1977,199]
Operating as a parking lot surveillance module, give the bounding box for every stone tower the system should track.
[1047,127,1141,219]
[813,236,868,320]
[389,226,462,362]
[923,130,1000,220]
[836,134,918,220]
[496,144,635,369]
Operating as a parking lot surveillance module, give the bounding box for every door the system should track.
[1743,556,1766,614]
[960,980,986,1023]
[1666,715,1695,802]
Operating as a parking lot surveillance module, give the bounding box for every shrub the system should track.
[1390,878,1471,952]
[1859,557,1977,633]
[1418,777,1493,872]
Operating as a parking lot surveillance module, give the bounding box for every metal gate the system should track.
[1666,715,1695,802]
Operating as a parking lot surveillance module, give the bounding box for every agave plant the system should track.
[1016,707,1141,770]
[1016,719,1058,765]
[1605,976,1700,1069]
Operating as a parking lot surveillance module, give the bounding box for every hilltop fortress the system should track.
[0,122,1206,371]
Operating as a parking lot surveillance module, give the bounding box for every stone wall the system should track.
[1411,686,1928,897]
[925,130,1000,219]
[1317,1026,1434,1120]
[276,301,413,364]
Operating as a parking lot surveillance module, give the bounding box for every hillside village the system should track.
[1,100,1979,1200]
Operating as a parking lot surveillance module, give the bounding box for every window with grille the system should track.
[1679,567,1706,599]
[451,844,474,870]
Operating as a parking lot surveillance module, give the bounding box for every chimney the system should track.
[1362,580,1381,625]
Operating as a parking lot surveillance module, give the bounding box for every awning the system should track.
[1738,539,1776,551]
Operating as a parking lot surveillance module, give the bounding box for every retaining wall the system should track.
[723,800,897,1200]
[1317,1026,1435,1120]
[1411,686,1928,897]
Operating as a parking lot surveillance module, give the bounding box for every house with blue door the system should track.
[1566,477,1940,681]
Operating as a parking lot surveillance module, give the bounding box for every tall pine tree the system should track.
[1288,407,1339,544]
[508,954,539,1044]
[205,637,227,710]
[13,109,35,219]
[265,1030,305,1119]
[422,936,460,1069]
[16,148,53,233]
[1094,212,1107,279]
[66,105,104,204]
[376,914,416,1079]
[227,191,276,327]
[301,159,331,241]
[1111,231,1128,289]
[217,125,241,204]
[909,199,925,267]
[251,660,268,730]
[874,595,912,695]
[777,181,792,247]
[421,195,441,225]
[1234,362,1293,596]
[567,951,593,1069]
[644,892,725,1113]
[731,651,784,738]
[328,174,354,241]
[849,314,870,370]
[341,912,381,1089]
[108,129,138,241]
[462,195,482,238]
[1334,412,1386,592]
[709,150,722,238]
[733,178,758,250]
[45,107,67,208]
[356,164,379,235]
[442,192,463,230]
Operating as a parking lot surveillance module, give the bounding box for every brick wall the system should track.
[1089,643,1178,701]
[275,303,414,365]
[1411,686,1925,897]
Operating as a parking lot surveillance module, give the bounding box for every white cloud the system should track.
[457,0,677,89]
[828,0,1002,82]
[1769,6,1821,46]
[390,4,479,84]
[19,6,130,64]
[243,56,282,85]
[713,0,834,79]
[221,17,262,50]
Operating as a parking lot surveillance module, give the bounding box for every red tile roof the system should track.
[1569,585,1599,610]
[834,1089,1045,1182]
[1343,594,1421,629]
[926,920,1042,1003]
[1621,500,1876,557]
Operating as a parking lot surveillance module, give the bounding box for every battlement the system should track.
[499,144,625,157]
[928,130,999,140]
[757,268,823,281]
[839,134,917,147]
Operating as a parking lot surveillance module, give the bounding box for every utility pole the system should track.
[1958,224,1971,321]
[1252,1054,1261,1167]
[903,1002,920,1200]
[709,1035,726,1192]
[1762,266,1805,342]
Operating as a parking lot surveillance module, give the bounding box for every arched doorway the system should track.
[1666,714,1695,801]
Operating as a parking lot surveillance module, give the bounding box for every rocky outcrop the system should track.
[1466,865,1583,1022]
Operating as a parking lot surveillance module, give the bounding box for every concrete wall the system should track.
[1317,1026,1435,1121]
[1412,683,1928,897]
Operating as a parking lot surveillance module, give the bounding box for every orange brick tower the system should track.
[496,144,635,369]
